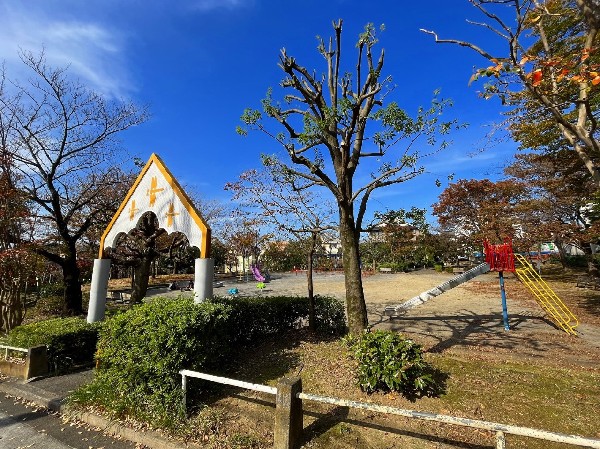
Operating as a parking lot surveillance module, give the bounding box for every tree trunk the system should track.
[62,251,83,315]
[131,255,152,304]
[306,232,317,331]
[0,284,24,334]
[338,204,368,334]
[553,237,568,269]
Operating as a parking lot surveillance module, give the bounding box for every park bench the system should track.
[379,267,393,274]
[452,267,466,274]
[107,289,131,303]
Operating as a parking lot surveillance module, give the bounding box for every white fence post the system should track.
[181,372,188,412]
[496,431,506,449]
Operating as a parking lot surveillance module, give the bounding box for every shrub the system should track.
[73,295,347,428]
[209,295,307,344]
[209,295,347,340]
[345,330,434,396]
[6,317,99,373]
[313,295,347,335]
[80,298,233,427]
[39,283,65,298]
[565,255,587,268]
[433,264,443,273]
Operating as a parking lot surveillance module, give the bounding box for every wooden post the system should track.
[274,377,303,449]
[25,345,48,380]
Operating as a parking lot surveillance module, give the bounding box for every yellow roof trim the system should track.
[98,153,211,259]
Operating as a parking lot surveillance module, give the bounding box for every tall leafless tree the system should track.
[226,156,337,330]
[0,51,147,314]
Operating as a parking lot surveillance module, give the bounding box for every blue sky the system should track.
[0,0,519,226]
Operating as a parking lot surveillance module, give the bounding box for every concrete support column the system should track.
[274,377,303,449]
[194,258,214,303]
[87,258,111,323]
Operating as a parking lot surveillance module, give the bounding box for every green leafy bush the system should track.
[6,317,99,373]
[565,255,587,268]
[73,295,346,428]
[433,264,443,272]
[345,330,434,396]
[78,298,232,427]
[209,295,346,340]
[313,295,347,335]
[210,295,307,343]
[39,283,65,298]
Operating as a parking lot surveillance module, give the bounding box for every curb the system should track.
[0,378,199,449]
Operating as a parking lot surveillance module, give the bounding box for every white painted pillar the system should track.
[87,259,112,323]
[194,258,214,304]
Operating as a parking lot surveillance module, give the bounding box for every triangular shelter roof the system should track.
[99,153,211,259]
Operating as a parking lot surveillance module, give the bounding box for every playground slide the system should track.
[514,254,578,335]
[384,263,490,317]
[251,265,266,282]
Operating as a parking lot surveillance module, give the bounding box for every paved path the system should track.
[0,393,135,449]
[0,370,192,449]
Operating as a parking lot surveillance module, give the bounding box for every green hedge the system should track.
[210,295,346,341]
[312,295,347,335]
[209,295,307,343]
[73,295,346,428]
[79,299,232,426]
[6,317,99,373]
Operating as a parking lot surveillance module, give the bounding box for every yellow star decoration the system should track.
[128,200,139,221]
[165,203,179,227]
[146,176,164,206]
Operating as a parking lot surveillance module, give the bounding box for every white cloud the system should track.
[0,3,133,98]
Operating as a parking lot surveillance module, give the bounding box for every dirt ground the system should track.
[148,268,600,366]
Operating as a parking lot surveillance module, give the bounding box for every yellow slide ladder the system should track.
[514,254,579,335]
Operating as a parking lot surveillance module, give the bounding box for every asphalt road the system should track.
[0,394,135,449]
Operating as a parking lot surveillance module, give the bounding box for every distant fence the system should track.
[179,369,600,449]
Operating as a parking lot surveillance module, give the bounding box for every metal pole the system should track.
[499,271,510,331]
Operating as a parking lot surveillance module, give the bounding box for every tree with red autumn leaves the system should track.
[432,179,527,251]
[505,149,599,266]
[0,154,36,334]
[0,52,146,315]
[422,0,600,188]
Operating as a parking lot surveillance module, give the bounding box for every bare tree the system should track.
[422,0,599,186]
[0,51,147,314]
[238,21,461,333]
[226,156,337,330]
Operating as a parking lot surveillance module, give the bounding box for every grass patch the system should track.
[432,354,600,438]
[183,332,600,449]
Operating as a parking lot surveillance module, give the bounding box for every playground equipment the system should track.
[484,239,514,331]
[514,254,579,335]
[384,240,579,335]
[485,239,579,335]
[384,263,490,317]
[251,265,268,283]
